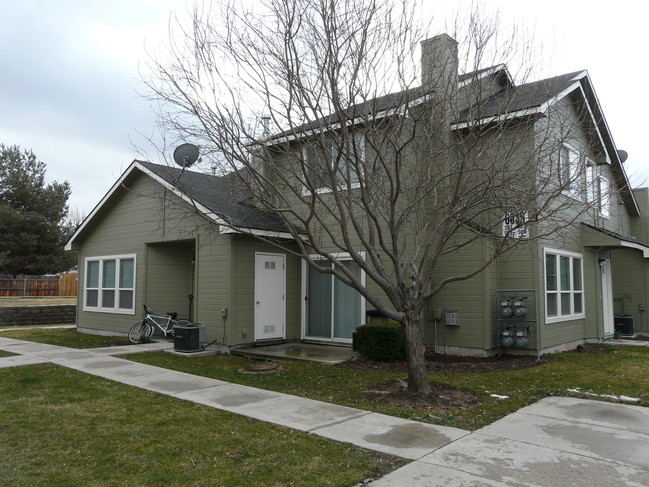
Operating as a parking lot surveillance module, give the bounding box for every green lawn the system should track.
[123,345,649,430]
[2,328,648,432]
[0,365,404,487]
[0,327,131,348]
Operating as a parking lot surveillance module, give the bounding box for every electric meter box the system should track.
[445,309,460,326]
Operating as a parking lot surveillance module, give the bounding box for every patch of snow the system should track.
[567,388,641,403]
[490,394,509,400]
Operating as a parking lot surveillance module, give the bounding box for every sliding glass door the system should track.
[305,258,363,341]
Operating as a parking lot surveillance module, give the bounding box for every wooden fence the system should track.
[0,273,78,297]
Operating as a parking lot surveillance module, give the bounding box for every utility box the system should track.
[445,309,460,326]
[174,323,204,352]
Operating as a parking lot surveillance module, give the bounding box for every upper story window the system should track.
[585,158,596,203]
[303,133,364,192]
[84,255,136,314]
[560,144,580,199]
[597,175,610,218]
[544,248,584,323]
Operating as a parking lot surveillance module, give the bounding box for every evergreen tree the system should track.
[0,144,74,275]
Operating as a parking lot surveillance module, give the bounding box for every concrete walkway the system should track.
[1,336,648,486]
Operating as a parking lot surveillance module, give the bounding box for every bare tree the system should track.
[143,0,602,393]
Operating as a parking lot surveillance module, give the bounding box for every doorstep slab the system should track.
[315,412,469,459]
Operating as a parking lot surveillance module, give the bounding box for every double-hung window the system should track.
[84,255,136,313]
[332,133,363,187]
[544,249,584,323]
[560,144,580,199]
[303,133,364,192]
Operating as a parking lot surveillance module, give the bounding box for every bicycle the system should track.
[128,305,192,343]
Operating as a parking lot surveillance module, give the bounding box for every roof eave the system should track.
[64,161,294,250]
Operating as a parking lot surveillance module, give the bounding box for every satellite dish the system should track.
[617,149,628,164]
[173,143,200,168]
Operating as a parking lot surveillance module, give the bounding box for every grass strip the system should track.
[0,328,130,348]
[0,364,404,487]
[124,346,649,430]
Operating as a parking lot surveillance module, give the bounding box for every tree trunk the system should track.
[402,315,431,394]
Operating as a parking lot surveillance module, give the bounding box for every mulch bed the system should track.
[339,352,546,410]
[340,351,546,374]
[364,378,482,411]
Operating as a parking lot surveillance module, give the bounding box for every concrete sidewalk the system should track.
[1,336,648,486]
[370,396,649,486]
[0,336,468,460]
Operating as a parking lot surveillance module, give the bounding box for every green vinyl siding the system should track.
[194,235,231,343]
[75,170,231,341]
[144,241,194,321]
[611,248,649,333]
[231,236,301,345]
[426,235,488,351]
[582,249,602,338]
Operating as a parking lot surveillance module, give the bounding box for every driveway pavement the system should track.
[0,336,648,486]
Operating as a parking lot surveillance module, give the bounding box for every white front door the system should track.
[254,253,285,340]
[600,258,614,336]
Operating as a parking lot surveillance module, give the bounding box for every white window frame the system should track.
[544,248,584,324]
[585,158,596,203]
[301,133,364,195]
[83,254,136,314]
[597,175,610,218]
[560,144,581,200]
[300,252,366,343]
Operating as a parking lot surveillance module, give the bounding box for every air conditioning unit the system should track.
[174,323,204,352]
[614,315,634,336]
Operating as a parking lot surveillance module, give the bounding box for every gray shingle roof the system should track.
[138,161,292,234]
[456,71,584,123]
[271,68,585,139]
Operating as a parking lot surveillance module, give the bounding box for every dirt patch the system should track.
[365,378,482,411]
[575,344,616,354]
[340,352,545,411]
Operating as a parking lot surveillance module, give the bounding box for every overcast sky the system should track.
[1,0,647,215]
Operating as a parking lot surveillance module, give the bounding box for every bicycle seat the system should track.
[166,312,178,320]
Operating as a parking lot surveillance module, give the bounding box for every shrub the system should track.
[354,322,406,361]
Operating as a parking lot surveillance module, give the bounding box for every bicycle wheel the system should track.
[128,321,153,343]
